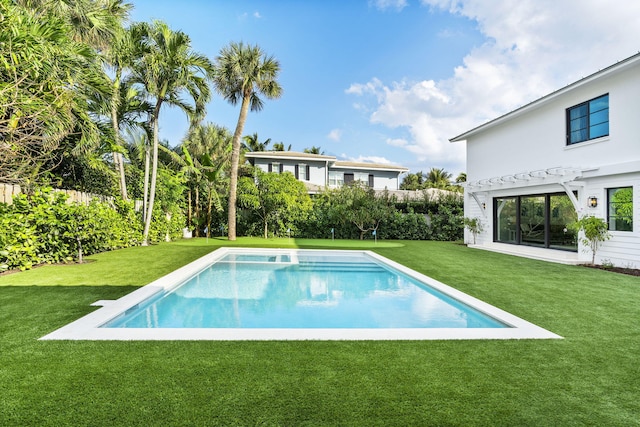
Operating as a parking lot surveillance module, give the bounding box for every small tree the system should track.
[238,170,312,238]
[463,217,484,245]
[332,182,396,240]
[575,216,610,265]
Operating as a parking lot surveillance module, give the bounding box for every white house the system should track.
[244,151,408,192]
[450,52,640,268]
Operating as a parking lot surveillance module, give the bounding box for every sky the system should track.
[130,0,640,176]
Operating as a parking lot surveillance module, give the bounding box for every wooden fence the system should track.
[0,183,142,210]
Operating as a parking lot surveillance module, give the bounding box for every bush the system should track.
[0,188,146,271]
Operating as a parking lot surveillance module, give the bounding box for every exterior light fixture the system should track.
[482,202,486,209]
[588,196,598,208]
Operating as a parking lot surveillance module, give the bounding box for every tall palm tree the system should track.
[130,20,214,246]
[179,123,232,236]
[104,24,151,201]
[213,41,282,241]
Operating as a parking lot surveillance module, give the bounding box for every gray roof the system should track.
[244,151,334,161]
[245,151,408,172]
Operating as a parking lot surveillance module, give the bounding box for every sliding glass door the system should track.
[520,196,546,247]
[494,192,577,251]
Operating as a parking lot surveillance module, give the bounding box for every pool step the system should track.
[297,262,387,273]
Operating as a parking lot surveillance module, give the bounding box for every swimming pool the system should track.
[41,248,562,340]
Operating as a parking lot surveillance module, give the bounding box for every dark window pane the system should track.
[608,187,633,231]
[570,129,587,144]
[569,104,588,120]
[589,95,608,112]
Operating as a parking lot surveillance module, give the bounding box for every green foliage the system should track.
[0,188,144,272]
[238,171,312,238]
[574,215,610,265]
[463,217,484,244]
[295,189,463,241]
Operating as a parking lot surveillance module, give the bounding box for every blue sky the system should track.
[130,0,640,176]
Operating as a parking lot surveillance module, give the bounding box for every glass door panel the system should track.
[549,194,578,250]
[520,196,546,247]
[495,197,517,243]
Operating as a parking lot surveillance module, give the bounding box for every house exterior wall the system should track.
[251,158,327,187]
[462,55,640,268]
[328,168,402,190]
[246,152,407,192]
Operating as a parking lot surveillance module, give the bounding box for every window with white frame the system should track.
[607,187,633,231]
[566,94,609,145]
[298,164,307,180]
[354,172,369,184]
[329,171,343,187]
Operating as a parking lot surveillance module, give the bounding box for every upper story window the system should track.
[607,187,633,231]
[268,162,283,173]
[566,94,609,145]
[296,164,309,181]
[329,171,343,187]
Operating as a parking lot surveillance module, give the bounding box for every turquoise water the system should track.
[103,252,508,329]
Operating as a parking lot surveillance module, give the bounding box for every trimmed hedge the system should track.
[0,188,182,272]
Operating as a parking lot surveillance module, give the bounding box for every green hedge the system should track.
[0,188,149,271]
[295,194,463,241]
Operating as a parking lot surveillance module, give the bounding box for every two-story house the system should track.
[450,52,640,268]
[244,151,408,193]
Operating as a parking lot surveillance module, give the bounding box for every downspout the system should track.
[325,159,330,188]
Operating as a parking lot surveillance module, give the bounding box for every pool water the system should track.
[104,251,507,329]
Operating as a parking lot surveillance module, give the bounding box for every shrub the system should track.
[0,188,146,271]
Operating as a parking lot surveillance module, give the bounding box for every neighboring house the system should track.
[450,52,640,268]
[244,151,408,192]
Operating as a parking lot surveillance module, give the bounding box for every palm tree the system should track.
[179,123,232,236]
[272,142,291,151]
[17,0,132,51]
[303,146,324,155]
[104,24,151,201]
[130,20,214,246]
[455,172,467,183]
[400,171,425,190]
[242,132,271,152]
[0,0,111,184]
[425,167,453,189]
[213,41,282,241]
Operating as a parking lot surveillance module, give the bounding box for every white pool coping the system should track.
[40,248,562,341]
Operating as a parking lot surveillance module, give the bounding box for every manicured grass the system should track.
[1,239,639,425]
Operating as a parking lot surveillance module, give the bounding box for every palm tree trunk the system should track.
[142,108,160,246]
[194,186,200,237]
[227,94,251,241]
[111,73,128,201]
[142,139,150,224]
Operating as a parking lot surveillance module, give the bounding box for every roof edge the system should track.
[450,52,640,143]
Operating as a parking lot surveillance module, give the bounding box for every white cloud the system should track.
[386,138,408,147]
[253,11,262,19]
[349,0,640,172]
[348,155,393,165]
[327,129,342,141]
[369,0,408,12]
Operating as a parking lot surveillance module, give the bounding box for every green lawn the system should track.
[1,239,639,426]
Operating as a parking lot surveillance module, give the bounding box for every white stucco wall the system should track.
[462,56,640,268]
